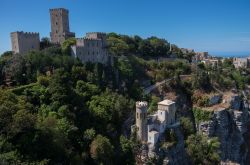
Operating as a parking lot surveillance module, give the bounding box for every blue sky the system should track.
[1,0,250,56]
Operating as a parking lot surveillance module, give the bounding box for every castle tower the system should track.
[136,101,148,142]
[49,8,75,44]
[10,31,40,54]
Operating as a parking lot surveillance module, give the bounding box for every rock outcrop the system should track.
[148,127,189,165]
[197,96,250,164]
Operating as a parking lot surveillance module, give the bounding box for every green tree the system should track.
[48,68,72,105]
[107,36,129,56]
[186,134,220,165]
[40,37,51,50]
[120,135,135,165]
[180,117,194,139]
[90,135,114,165]
[62,38,76,55]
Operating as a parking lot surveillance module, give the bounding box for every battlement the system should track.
[11,31,39,37]
[76,37,102,41]
[86,32,106,35]
[86,32,107,39]
[136,101,148,108]
[49,8,68,13]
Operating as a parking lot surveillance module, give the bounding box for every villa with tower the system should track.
[132,99,177,147]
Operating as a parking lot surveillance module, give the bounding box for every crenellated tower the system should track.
[136,101,148,142]
[49,8,75,44]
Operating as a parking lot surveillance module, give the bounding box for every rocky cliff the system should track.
[148,126,189,165]
[198,95,250,164]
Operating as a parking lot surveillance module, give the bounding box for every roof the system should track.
[158,99,175,106]
[148,129,159,134]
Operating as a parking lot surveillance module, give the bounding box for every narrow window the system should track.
[137,113,139,119]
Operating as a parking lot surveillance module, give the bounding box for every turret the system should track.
[136,101,148,142]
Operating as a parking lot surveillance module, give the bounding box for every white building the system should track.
[233,57,249,69]
[132,99,176,146]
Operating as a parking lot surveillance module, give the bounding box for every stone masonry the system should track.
[10,31,40,54]
[71,32,111,65]
[50,8,75,44]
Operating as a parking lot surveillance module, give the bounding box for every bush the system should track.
[37,76,50,87]
[180,117,194,139]
[192,108,213,123]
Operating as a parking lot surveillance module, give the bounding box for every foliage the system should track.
[62,37,76,55]
[192,63,212,92]
[186,134,220,165]
[180,117,194,139]
[192,108,213,123]
[148,95,161,113]
[161,129,178,148]
[107,36,129,56]
[120,135,135,164]
[90,135,114,165]
[40,37,51,50]
[107,33,170,57]
[192,91,210,107]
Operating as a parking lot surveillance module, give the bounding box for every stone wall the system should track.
[49,8,75,44]
[11,31,40,54]
[71,33,111,65]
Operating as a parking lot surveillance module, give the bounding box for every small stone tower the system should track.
[136,101,148,142]
[49,8,75,44]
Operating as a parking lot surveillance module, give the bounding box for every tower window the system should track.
[137,113,138,119]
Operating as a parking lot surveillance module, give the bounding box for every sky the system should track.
[1,0,250,57]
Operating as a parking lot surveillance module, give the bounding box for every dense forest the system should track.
[0,33,250,164]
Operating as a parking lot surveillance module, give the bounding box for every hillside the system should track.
[0,33,250,164]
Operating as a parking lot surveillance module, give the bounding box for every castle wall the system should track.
[71,33,110,65]
[11,31,40,54]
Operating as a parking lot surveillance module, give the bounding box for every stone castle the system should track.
[49,8,75,44]
[132,99,177,146]
[10,31,40,54]
[10,8,110,65]
[71,32,111,64]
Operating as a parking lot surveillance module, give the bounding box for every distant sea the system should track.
[211,52,250,58]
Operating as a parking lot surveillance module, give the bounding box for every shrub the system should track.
[192,108,213,123]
